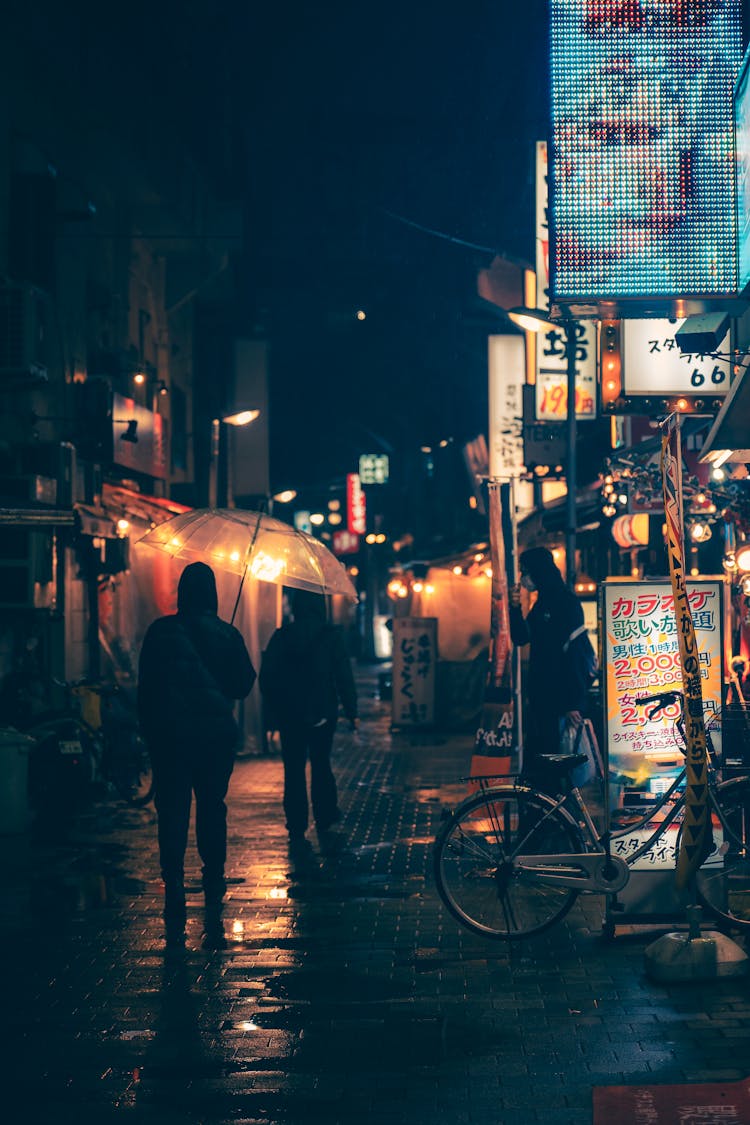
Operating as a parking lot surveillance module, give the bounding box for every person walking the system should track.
[138,561,256,945]
[259,588,358,852]
[509,547,592,786]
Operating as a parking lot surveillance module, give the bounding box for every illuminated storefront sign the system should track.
[550,0,742,301]
[346,472,366,535]
[488,335,524,478]
[622,319,731,396]
[359,453,389,484]
[603,577,725,869]
[603,578,724,787]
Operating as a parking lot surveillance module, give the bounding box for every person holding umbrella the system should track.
[259,588,358,852]
[138,561,256,946]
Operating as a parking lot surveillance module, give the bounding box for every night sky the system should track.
[240,3,550,492]
[13,1,551,502]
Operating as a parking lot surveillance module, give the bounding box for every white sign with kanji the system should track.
[391,617,437,728]
[488,335,524,479]
[622,319,731,396]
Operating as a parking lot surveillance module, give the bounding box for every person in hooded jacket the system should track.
[138,562,256,943]
[259,588,358,850]
[509,547,589,785]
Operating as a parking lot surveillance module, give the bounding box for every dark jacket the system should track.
[259,595,357,730]
[509,549,588,716]
[137,562,256,751]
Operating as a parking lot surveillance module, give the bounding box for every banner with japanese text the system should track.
[391,617,437,728]
[661,416,713,887]
[602,577,724,872]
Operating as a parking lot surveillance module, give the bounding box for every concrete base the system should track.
[645,929,749,982]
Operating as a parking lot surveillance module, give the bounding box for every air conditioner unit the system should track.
[0,282,49,383]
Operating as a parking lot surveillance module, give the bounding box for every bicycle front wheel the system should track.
[433,786,584,940]
[696,777,750,930]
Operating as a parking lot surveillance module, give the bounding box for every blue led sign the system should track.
[735,44,750,292]
[550,0,742,303]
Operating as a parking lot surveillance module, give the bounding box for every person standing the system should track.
[259,588,358,851]
[509,547,591,786]
[138,562,256,945]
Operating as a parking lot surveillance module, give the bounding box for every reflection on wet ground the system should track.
[3,667,749,1124]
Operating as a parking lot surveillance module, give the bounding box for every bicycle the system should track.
[27,678,154,814]
[433,688,750,939]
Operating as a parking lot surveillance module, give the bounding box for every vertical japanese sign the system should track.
[391,617,437,728]
[661,415,712,888]
[534,140,597,422]
[470,481,518,784]
[488,335,524,479]
[346,472,366,534]
[603,577,723,871]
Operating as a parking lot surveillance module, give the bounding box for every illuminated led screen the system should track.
[550,0,742,301]
[736,45,750,291]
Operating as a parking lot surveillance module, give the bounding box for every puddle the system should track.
[267,969,413,1003]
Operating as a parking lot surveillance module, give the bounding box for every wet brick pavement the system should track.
[2,666,750,1124]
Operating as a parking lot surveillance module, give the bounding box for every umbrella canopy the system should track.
[135,508,358,600]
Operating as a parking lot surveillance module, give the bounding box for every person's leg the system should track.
[523,708,563,793]
[152,754,192,933]
[280,725,309,839]
[193,750,233,899]
[309,721,339,831]
[193,749,233,946]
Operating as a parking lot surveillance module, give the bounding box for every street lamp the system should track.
[209,409,261,509]
[507,305,580,587]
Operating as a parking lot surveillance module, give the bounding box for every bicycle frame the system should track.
[476,763,693,895]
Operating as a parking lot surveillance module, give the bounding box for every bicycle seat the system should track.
[537,753,588,771]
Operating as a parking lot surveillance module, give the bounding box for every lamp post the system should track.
[208,409,260,509]
[507,306,579,587]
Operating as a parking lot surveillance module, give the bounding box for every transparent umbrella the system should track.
[135,508,358,619]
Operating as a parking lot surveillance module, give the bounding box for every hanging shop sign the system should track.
[622,320,731,397]
[391,617,437,728]
[346,472,366,535]
[112,393,167,480]
[332,529,359,555]
[549,1,741,306]
[358,453,389,485]
[488,335,524,478]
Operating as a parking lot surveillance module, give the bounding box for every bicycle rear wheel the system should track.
[695,777,750,930]
[433,786,583,939]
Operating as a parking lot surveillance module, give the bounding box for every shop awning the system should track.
[75,503,119,538]
[699,368,750,464]
[0,504,75,527]
[102,483,191,528]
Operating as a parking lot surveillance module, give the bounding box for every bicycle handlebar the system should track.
[634,687,683,721]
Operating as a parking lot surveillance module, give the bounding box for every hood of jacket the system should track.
[519,547,566,594]
[177,562,218,615]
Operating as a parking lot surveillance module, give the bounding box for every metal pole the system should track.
[565,319,577,587]
[208,417,220,509]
